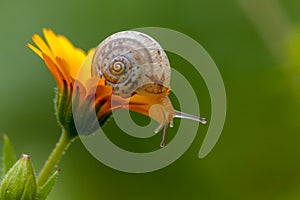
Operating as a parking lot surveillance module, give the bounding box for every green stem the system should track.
[37,130,76,186]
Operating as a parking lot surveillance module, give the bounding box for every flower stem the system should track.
[37,129,76,186]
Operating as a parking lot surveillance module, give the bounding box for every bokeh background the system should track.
[1,0,300,199]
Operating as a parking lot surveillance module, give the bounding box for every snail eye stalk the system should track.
[154,109,207,147]
[174,110,207,124]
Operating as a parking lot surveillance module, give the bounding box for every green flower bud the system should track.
[0,154,37,200]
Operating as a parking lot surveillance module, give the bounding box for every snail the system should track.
[91,31,206,147]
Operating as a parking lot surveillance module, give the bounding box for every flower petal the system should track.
[43,29,86,79]
[27,44,42,59]
[42,53,68,90]
[31,34,53,58]
[74,49,95,84]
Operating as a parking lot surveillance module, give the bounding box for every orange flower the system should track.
[28,29,112,136]
[28,29,206,146]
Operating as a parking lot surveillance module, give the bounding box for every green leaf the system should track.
[0,154,37,200]
[2,134,16,175]
[37,169,60,200]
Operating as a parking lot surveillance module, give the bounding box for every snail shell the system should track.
[91,31,171,98]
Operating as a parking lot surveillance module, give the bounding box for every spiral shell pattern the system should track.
[92,31,171,98]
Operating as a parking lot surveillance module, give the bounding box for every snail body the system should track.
[92,31,170,98]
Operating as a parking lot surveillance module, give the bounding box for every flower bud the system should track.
[0,154,37,199]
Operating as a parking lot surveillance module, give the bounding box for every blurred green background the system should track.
[1,0,300,199]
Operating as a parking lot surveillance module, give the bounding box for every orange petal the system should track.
[74,49,95,84]
[42,53,68,90]
[43,28,86,79]
[55,57,72,85]
[27,44,42,59]
[31,34,54,59]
